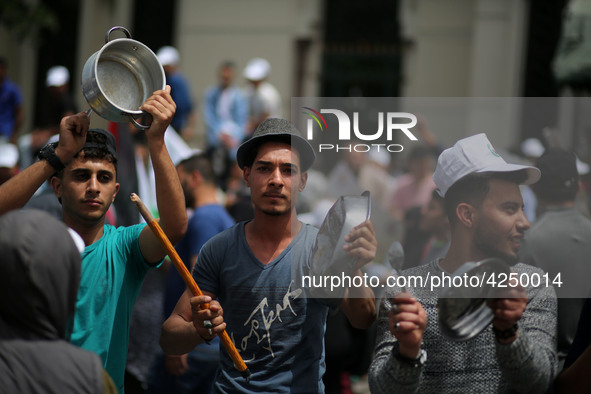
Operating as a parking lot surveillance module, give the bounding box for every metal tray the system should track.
[308,191,371,298]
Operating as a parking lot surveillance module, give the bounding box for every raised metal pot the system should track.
[81,26,165,129]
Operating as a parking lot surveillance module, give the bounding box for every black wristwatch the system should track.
[38,142,65,172]
[392,343,427,368]
[493,323,518,341]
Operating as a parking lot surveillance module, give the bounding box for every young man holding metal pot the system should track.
[160,117,377,392]
[0,86,187,393]
[369,133,558,393]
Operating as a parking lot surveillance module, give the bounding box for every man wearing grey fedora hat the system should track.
[161,117,378,392]
[369,133,557,393]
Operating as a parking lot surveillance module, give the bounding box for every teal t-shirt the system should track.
[70,223,152,393]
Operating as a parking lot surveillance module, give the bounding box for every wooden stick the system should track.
[130,193,251,379]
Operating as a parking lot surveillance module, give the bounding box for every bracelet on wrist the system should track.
[392,343,427,368]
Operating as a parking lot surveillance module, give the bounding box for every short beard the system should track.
[184,193,195,209]
[260,207,291,217]
[473,232,518,265]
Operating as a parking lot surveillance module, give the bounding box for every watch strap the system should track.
[38,142,65,172]
[493,323,518,340]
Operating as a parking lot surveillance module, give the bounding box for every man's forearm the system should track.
[161,316,205,355]
[495,285,557,393]
[0,160,55,215]
[341,270,376,329]
[148,136,187,244]
[496,329,555,392]
[369,305,421,394]
[0,111,90,215]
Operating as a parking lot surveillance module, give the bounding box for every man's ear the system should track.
[298,171,308,192]
[50,176,62,199]
[191,170,203,187]
[112,182,120,203]
[243,166,251,187]
[456,203,476,228]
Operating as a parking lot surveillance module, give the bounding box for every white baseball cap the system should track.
[576,156,590,175]
[0,143,19,168]
[243,58,270,81]
[368,148,390,167]
[46,66,70,87]
[157,46,180,66]
[520,138,545,158]
[433,133,540,197]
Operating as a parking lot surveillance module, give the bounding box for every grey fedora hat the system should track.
[236,118,316,171]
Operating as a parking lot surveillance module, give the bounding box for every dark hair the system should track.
[179,153,215,184]
[0,56,7,68]
[219,60,235,70]
[241,135,295,169]
[431,188,444,204]
[444,171,528,226]
[55,131,118,178]
[533,148,579,202]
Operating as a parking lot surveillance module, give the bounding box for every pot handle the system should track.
[105,26,132,43]
[129,113,153,130]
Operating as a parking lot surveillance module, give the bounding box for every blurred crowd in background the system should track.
[3,43,591,392]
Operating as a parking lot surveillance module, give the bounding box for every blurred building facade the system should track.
[0,0,570,151]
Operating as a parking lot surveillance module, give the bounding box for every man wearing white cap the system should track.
[369,133,557,393]
[42,65,77,130]
[243,57,282,136]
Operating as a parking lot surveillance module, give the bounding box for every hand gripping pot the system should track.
[81,26,165,129]
[438,257,511,341]
[308,191,371,299]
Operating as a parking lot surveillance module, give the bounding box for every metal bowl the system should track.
[81,27,165,129]
[438,257,511,341]
[308,191,371,299]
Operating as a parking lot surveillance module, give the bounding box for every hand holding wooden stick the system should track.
[130,193,251,380]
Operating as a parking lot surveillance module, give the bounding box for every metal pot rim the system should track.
[91,37,164,115]
[81,27,165,129]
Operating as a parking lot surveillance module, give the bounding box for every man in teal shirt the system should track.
[0,86,187,392]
